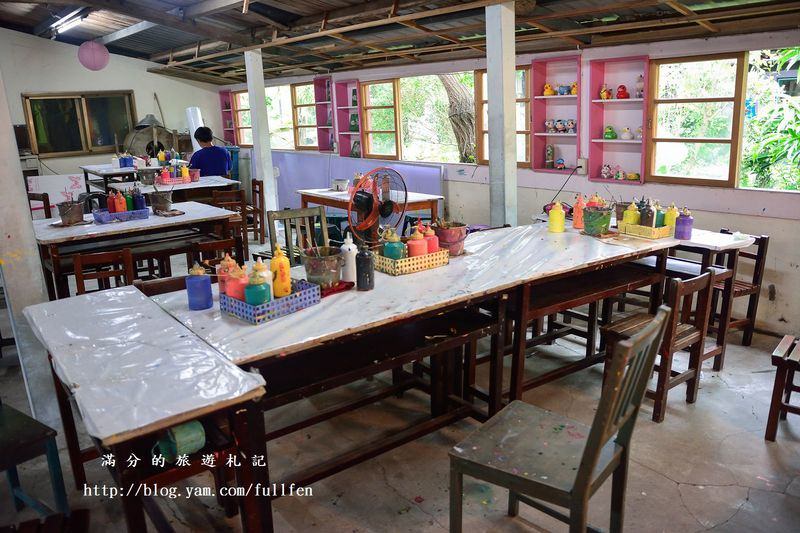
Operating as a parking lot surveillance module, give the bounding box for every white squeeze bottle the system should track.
[340,234,358,283]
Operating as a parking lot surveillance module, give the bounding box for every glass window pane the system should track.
[482,132,488,161]
[516,102,529,131]
[295,106,316,126]
[657,58,738,99]
[655,102,733,139]
[654,141,731,181]
[237,110,252,128]
[366,108,395,131]
[515,69,528,99]
[368,133,396,156]
[28,98,84,154]
[516,133,529,163]
[85,95,132,149]
[297,126,318,147]
[238,128,253,145]
[480,72,487,100]
[234,92,249,109]
[365,83,394,106]
[266,85,294,149]
[294,84,314,106]
[482,104,488,127]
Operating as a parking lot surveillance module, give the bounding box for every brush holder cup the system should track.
[57,201,84,225]
[148,191,173,213]
[300,247,344,289]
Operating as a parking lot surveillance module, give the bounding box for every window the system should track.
[266,85,295,149]
[647,53,747,187]
[23,91,135,157]
[291,82,318,150]
[474,67,531,166]
[231,90,252,146]
[360,79,401,160]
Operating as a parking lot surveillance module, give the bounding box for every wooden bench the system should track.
[765,335,800,441]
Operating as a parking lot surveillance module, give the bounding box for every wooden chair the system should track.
[602,270,715,422]
[188,237,244,271]
[0,396,69,517]
[246,179,266,245]
[450,307,670,533]
[266,206,329,266]
[72,248,135,295]
[711,229,769,346]
[765,335,800,441]
[27,192,51,219]
[211,189,248,259]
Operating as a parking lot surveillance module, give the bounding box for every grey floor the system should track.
[1,271,798,531]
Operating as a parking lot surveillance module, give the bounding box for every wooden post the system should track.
[244,50,279,212]
[485,2,517,227]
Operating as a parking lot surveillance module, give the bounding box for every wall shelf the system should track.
[531,55,581,172]
[533,95,577,100]
[219,90,236,145]
[590,98,644,104]
[334,79,364,158]
[313,76,334,152]
[534,132,577,137]
[591,138,642,144]
[589,177,643,185]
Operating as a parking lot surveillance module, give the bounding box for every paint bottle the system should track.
[674,207,694,240]
[340,234,358,283]
[356,245,375,291]
[225,265,248,301]
[382,228,406,260]
[157,149,166,162]
[572,194,585,230]
[622,202,640,225]
[181,165,189,180]
[132,188,146,210]
[186,263,213,310]
[406,228,428,257]
[244,270,269,306]
[111,156,120,169]
[664,203,679,228]
[124,191,134,211]
[160,167,170,182]
[423,226,439,253]
[270,245,292,298]
[114,191,127,213]
[106,193,116,213]
[251,257,273,302]
[548,201,565,233]
[639,200,656,227]
[215,253,236,294]
[654,201,665,227]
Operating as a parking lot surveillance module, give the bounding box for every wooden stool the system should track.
[765,335,800,441]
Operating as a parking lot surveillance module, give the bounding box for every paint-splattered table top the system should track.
[679,228,755,251]
[107,175,238,194]
[80,164,161,176]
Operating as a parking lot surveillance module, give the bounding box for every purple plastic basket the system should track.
[92,208,150,224]
[219,279,321,325]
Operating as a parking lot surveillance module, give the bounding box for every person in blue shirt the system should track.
[189,127,232,177]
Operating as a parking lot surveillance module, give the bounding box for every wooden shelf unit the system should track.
[587,56,649,185]
[313,76,334,152]
[333,79,364,158]
[219,90,236,145]
[531,55,581,174]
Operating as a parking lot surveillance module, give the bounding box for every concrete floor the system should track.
[1,314,798,532]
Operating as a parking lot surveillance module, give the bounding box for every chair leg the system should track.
[709,288,721,331]
[508,490,519,517]
[686,343,702,404]
[46,437,70,515]
[6,466,24,511]
[610,453,629,533]
[652,351,673,423]
[449,463,463,533]
[569,498,589,533]
[780,368,794,421]
[742,292,760,346]
[765,364,787,441]
[585,302,598,358]
[259,213,266,244]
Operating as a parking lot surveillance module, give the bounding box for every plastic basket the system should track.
[618,222,674,239]
[156,175,191,186]
[375,248,450,276]
[219,279,321,325]
[92,208,150,224]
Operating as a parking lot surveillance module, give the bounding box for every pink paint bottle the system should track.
[406,228,428,257]
[423,226,439,253]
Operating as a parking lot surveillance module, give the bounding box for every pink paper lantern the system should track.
[77,41,109,71]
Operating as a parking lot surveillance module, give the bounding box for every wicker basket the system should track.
[375,249,449,276]
[619,222,674,239]
[219,279,320,325]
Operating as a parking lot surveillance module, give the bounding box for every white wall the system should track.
[0,27,222,174]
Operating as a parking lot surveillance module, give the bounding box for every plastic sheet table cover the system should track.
[152,224,677,366]
[23,286,265,445]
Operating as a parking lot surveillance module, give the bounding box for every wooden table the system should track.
[298,188,443,223]
[108,175,238,203]
[32,201,233,299]
[81,164,161,194]
[23,288,268,533]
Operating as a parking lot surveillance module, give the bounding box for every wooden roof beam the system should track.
[525,21,583,47]
[663,0,719,32]
[398,20,485,53]
[290,0,438,31]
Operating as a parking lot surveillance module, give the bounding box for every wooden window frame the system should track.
[360,79,401,160]
[231,89,253,147]
[22,90,136,158]
[474,66,531,168]
[291,81,318,151]
[646,52,748,188]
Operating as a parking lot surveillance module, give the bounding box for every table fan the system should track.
[346,167,408,245]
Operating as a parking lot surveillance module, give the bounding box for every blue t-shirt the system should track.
[189,146,232,177]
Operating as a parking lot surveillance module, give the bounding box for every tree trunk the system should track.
[437,73,476,163]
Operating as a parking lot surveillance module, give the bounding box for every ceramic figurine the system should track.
[635,126,643,140]
[626,172,641,181]
[616,84,630,99]
[599,83,612,100]
[545,144,555,169]
[600,164,613,180]
[543,83,556,96]
[570,82,578,95]
[635,74,645,98]
[555,119,566,134]
[620,127,633,140]
[566,119,576,134]
[558,85,570,96]
[555,158,566,170]
[615,169,626,181]
[545,119,556,133]
[603,125,617,139]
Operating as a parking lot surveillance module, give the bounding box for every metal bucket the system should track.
[138,168,158,185]
[433,224,468,256]
[148,191,172,213]
[300,247,343,289]
[56,201,84,225]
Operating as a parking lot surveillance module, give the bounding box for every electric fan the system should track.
[346,167,408,245]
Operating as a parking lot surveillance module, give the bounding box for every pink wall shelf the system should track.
[531,55,581,174]
[219,90,236,145]
[313,76,334,152]
[587,55,649,185]
[333,79,364,158]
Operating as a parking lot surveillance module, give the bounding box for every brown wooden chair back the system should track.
[662,269,714,348]
[575,306,669,491]
[719,228,769,288]
[251,180,264,213]
[267,206,329,266]
[190,237,243,270]
[212,189,247,216]
[134,276,189,296]
[28,192,51,219]
[73,248,134,295]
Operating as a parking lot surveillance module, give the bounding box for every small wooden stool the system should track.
[765,335,800,441]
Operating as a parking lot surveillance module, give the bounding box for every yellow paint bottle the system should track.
[664,202,679,227]
[270,245,292,298]
[622,202,641,226]
[548,201,565,233]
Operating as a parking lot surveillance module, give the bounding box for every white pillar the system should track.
[244,50,278,211]
[0,67,58,426]
[485,1,517,227]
